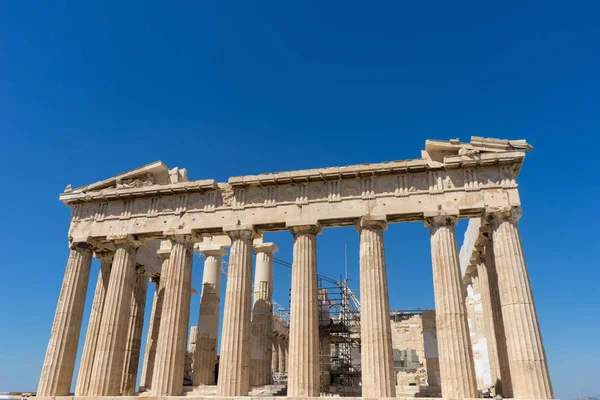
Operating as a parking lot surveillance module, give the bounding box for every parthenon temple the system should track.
[36,137,553,400]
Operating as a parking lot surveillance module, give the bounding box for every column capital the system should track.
[107,234,142,249]
[424,211,459,228]
[223,225,256,240]
[254,242,279,254]
[94,250,114,264]
[486,206,522,223]
[69,240,94,251]
[287,221,321,236]
[356,215,387,232]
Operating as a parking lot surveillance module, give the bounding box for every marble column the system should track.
[287,223,320,397]
[139,275,165,392]
[277,337,286,374]
[488,207,553,399]
[250,243,277,386]
[75,252,112,396]
[425,214,478,399]
[121,267,148,395]
[217,228,254,396]
[193,247,224,386]
[474,245,503,396]
[88,237,139,396]
[357,216,396,397]
[37,241,93,396]
[185,326,198,384]
[271,337,280,374]
[483,241,513,397]
[151,238,194,396]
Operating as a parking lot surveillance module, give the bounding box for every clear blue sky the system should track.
[1,2,598,399]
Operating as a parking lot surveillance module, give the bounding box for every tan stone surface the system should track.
[121,269,148,395]
[139,274,165,392]
[88,241,138,396]
[193,248,224,386]
[217,229,254,396]
[74,252,111,396]
[489,207,553,399]
[151,239,193,396]
[250,243,277,386]
[357,216,396,398]
[287,224,320,397]
[426,214,478,399]
[37,243,93,397]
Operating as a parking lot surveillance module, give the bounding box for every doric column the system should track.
[271,337,280,374]
[75,251,112,396]
[483,241,513,397]
[277,337,286,374]
[37,241,93,396]
[488,207,553,399]
[217,227,254,396]
[151,237,194,396]
[139,274,166,392]
[425,214,478,399]
[474,244,504,396]
[357,216,396,397]
[88,236,139,396]
[287,223,321,397]
[250,243,278,386]
[121,267,148,395]
[193,247,224,386]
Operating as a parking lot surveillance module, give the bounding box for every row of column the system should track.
[38,207,552,399]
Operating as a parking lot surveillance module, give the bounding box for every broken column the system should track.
[217,227,254,396]
[357,216,396,397]
[193,246,224,386]
[151,237,194,396]
[425,214,478,399]
[250,243,278,386]
[75,251,112,396]
[488,207,553,399]
[37,241,93,396]
[287,223,321,397]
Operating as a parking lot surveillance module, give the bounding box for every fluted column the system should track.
[484,241,513,397]
[474,244,503,396]
[425,214,478,399]
[75,252,112,396]
[217,227,254,396]
[139,274,166,392]
[277,337,286,374]
[250,243,277,386]
[272,337,280,374]
[357,216,396,397]
[121,267,148,395]
[37,241,93,396]
[88,237,139,396]
[151,237,194,396]
[193,248,224,386]
[488,207,553,399]
[287,223,321,397]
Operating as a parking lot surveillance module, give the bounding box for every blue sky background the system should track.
[1,2,599,399]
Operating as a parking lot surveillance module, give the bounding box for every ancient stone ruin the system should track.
[36,137,553,399]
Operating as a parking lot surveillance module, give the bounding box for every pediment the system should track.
[65,161,189,194]
[423,136,532,163]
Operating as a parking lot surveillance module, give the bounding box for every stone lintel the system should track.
[198,245,227,257]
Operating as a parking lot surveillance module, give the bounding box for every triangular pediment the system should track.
[66,161,189,193]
